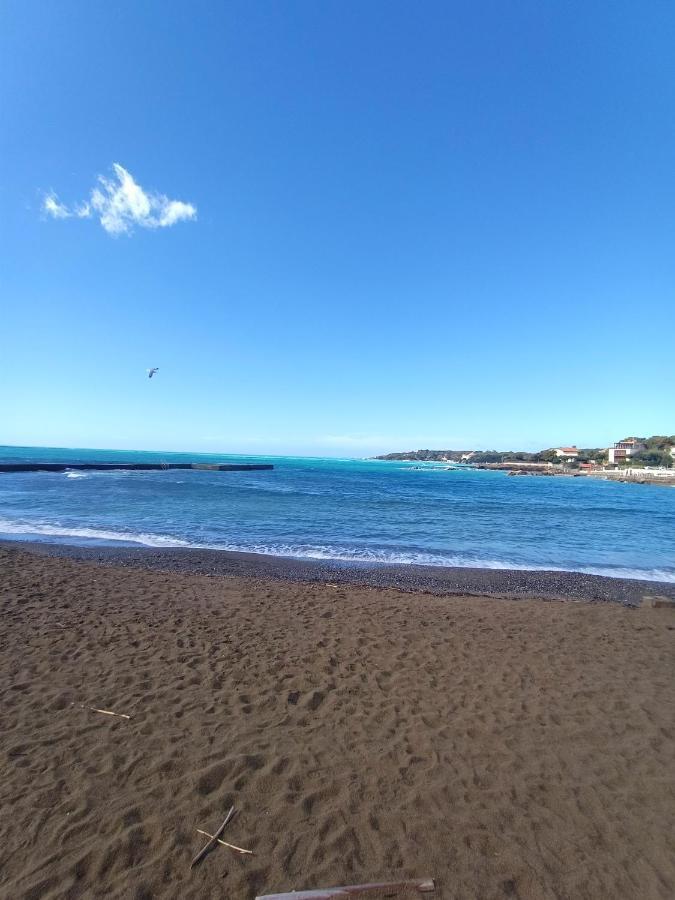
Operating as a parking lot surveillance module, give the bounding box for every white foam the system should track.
[0,517,673,582]
[574,565,675,583]
[173,540,675,583]
[0,517,192,548]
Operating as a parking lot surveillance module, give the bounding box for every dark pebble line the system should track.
[3,539,674,607]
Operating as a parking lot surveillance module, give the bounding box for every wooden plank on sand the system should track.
[256,878,435,898]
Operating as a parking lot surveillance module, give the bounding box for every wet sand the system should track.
[1,545,674,899]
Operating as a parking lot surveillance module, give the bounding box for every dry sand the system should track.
[1,545,673,899]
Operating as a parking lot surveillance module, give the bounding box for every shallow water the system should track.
[1,445,674,581]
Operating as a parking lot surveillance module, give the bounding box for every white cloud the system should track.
[43,193,72,219]
[42,163,197,235]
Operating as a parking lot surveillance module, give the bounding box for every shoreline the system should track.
[3,538,674,606]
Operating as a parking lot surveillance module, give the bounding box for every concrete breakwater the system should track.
[503,467,675,486]
[588,471,675,486]
[0,462,274,473]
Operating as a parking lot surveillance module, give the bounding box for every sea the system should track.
[1,445,674,583]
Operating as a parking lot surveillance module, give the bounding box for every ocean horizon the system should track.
[1,444,674,583]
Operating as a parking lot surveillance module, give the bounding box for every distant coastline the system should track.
[374,435,675,485]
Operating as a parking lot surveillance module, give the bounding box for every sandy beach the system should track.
[1,544,674,899]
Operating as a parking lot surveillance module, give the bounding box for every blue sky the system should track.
[1,1,673,456]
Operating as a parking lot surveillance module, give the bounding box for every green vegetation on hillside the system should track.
[618,436,675,469]
[375,435,674,467]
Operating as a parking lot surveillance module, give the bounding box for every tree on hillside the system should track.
[579,448,607,463]
[643,435,675,451]
[631,449,673,468]
[535,449,560,463]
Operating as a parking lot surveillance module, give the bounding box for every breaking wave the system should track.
[0,517,192,548]
[0,516,673,582]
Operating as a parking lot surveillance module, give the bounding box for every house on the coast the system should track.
[607,438,646,465]
[553,446,579,459]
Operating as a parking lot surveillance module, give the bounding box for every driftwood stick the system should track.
[86,707,131,720]
[255,879,435,899]
[191,807,235,869]
[196,829,253,855]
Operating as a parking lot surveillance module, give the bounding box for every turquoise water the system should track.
[1,445,674,582]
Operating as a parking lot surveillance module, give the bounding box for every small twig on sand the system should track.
[191,807,235,869]
[84,706,131,720]
[196,829,253,855]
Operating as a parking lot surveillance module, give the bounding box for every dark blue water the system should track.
[1,445,674,582]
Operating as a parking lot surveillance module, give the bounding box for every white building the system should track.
[607,439,646,465]
[554,446,579,459]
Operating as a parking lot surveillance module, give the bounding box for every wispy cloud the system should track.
[43,193,71,219]
[42,163,197,236]
[43,192,91,220]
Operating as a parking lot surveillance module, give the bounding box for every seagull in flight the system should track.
[147,367,159,379]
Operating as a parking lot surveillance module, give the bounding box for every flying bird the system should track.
[147,367,159,379]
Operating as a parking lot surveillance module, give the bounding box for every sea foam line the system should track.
[0,517,673,582]
[0,517,192,548]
